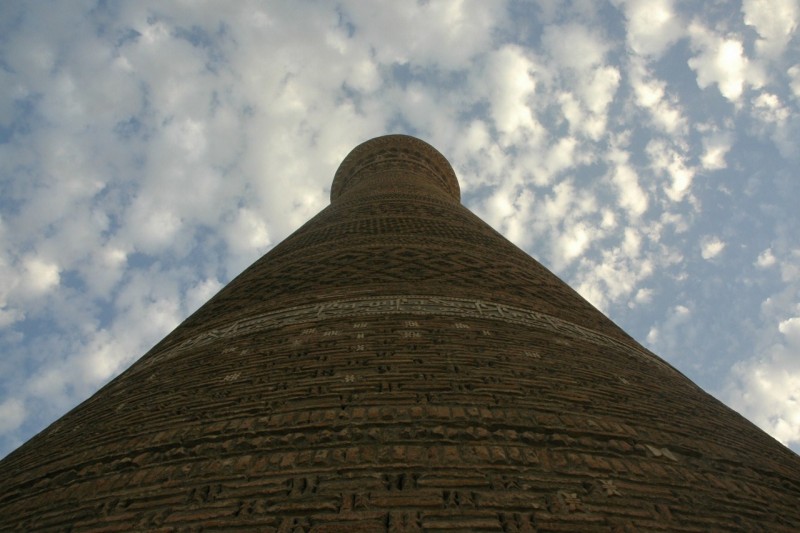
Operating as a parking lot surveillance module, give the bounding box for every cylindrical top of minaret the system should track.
[331,134,461,203]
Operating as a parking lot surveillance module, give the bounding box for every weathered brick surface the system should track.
[1,135,799,530]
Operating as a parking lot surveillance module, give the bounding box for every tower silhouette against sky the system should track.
[1,135,799,531]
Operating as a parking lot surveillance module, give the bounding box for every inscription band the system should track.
[143,296,673,372]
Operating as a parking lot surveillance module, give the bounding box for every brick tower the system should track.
[1,135,799,531]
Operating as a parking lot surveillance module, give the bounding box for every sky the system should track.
[0,0,798,459]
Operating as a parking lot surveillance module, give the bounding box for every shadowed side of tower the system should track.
[1,135,799,531]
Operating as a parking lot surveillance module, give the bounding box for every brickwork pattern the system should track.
[1,135,799,531]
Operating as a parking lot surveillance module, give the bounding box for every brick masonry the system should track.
[1,134,799,531]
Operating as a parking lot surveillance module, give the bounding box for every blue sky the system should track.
[0,0,798,458]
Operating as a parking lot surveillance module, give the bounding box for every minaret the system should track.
[1,135,799,531]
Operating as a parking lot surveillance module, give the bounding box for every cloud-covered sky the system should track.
[1,0,799,458]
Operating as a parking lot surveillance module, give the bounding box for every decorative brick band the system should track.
[146,295,672,373]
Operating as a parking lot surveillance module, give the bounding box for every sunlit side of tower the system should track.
[1,135,799,531]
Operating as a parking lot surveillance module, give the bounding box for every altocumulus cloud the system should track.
[1,1,799,457]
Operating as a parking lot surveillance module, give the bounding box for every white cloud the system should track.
[646,139,696,202]
[342,0,504,69]
[775,250,800,289]
[633,287,654,306]
[185,278,223,315]
[542,181,575,222]
[0,399,26,433]
[700,236,726,259]
[617,0,684,57]
[742,0,799,59]
[733,249,800,452]
[164,118,208,163]
[573,224,657,312]
[756,248,777,268]
[0,308,24,329]
[21,257,61,296]
[577,253,652,312]
[725,314,800,449]
[688,24,764,102]
[584,65,621,116]
[752,92,791,123]
[749,92,799,159]
[558,221,593,264]
[539,136,578,185]
[627,58,688,138]
[485,187,517,228]
[482,45,541,144]
[503,188,537,248]
[80,331,129,384]
[224,207,272,255]
[781,316,800,345]
[647,304,692,351]
[81,246,129,297]
[124,202,184,255]
[479,183,538,248]
[26,366,69,407]
[579,66,620,139]
[600,209,617,230]
[607,148,649,218]
[542,24,620,140]
[450,120,508,192]
[700,132,733,170]
[789,65,800,98]
[542,23,608,72]
[541,180,600,231]
[557,91,584,135]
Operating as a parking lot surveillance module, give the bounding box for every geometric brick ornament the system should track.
[1,135,799,531]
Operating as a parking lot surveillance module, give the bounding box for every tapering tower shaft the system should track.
[1,135,799,531]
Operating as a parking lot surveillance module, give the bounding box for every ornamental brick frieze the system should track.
[143,296,664,372]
